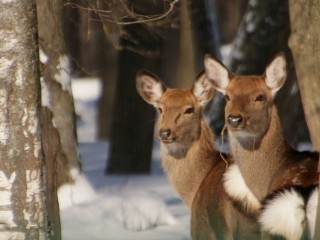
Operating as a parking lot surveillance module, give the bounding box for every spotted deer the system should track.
[204,53,319,240]
[136,70,261,239]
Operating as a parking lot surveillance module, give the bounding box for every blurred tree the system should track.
[288,1,320,237]
[215,0,249,44]
[37,0,81,182]
[224,0,310,146]
[102,0,173,173]
[0,1,49,238]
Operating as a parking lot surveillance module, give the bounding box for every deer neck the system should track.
[229,107,286,200]
[161,119,217,208]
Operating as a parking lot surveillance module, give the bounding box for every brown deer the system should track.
[204,53,319,240]
[136,70,261,239]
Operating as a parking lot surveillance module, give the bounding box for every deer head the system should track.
[136,70,216,158]
[204,54,287,145]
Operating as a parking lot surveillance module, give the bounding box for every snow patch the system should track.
[58,172,97,209]
[115,192,177,231]
[54,55,72,93]
[40,77,51,108]
[39,48,49,64]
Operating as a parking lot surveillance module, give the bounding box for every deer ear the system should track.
[136,70,166,107]
[265,53,287,95]
[204,54,230,94]
[192,71,216,106]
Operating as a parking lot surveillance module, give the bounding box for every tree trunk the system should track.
[190,0,224,135]
[288,1,320,238]
[106,47,158,174]
[40,108,62,240]
[175,0,196,87]
[215,0,248,44]
[37,0,81,181]
[0,1,47,238]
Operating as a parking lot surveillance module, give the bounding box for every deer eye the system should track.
[255,94,265,102]
[225,95,230,101]
[184,107,194,114]
[157,107,163,113]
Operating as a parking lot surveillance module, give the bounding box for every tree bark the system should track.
[0,1,47,238]
[37,0,81,181]
[288,1,320,238]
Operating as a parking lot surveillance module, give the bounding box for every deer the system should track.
[136,70,262,239]
[204,53,319,240]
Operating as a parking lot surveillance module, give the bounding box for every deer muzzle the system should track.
[228,114,244,129]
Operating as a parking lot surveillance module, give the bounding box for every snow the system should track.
[54,55,72,93]
[60,78,190,239]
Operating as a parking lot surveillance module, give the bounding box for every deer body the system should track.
[136,70,261,239]
[204,54,319,240]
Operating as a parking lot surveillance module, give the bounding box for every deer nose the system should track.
[228,114,243,128]
[159,128,171,140]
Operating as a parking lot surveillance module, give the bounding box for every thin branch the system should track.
[65,0,179,25]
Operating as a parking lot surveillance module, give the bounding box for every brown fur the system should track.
[205,54,319,238]
[136,70,261,239]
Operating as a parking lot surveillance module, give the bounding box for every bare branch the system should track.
[65,0,179,25]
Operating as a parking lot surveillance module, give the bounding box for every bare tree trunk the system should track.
[0,1,47,238]
[215,0,248,44]
[176,0,196,87]
[37,0,81,182]
[40,108,62,240]
[288,1,320,238]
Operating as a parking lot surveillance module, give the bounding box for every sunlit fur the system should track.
[136,70,261,239]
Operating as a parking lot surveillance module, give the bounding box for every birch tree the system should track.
[288,1,320,238]
[0,1,47,238]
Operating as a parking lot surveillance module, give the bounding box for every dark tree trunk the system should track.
[0,1,48,237]
[215,0,249,44]
[106,47,159,174]
[40,108,62,240]
[190,0,224,135]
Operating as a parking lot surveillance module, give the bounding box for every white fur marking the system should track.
[306,187,318,239]
[265,55,286,94]
[223,164,261,212]
[193,76,214,106]
[141,75,164,106]
[204,57,229,94]
[259,189,305,240]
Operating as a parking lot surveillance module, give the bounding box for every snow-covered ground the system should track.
[59,78,190,240]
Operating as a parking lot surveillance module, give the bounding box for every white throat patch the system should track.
[223,164,261,213]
